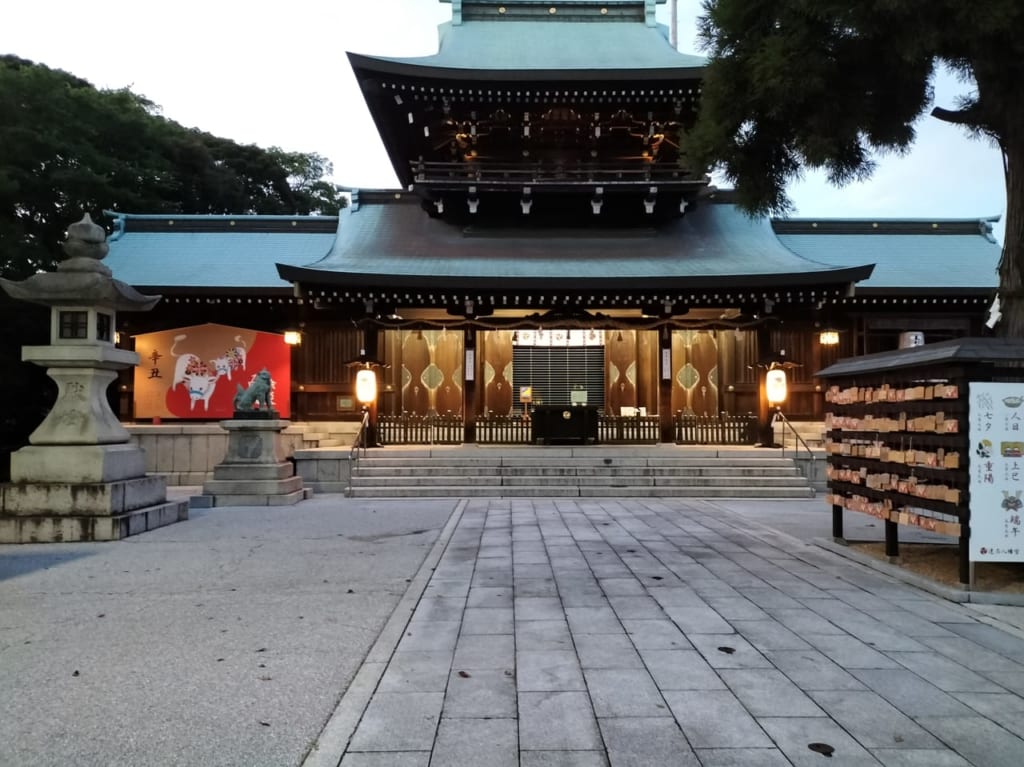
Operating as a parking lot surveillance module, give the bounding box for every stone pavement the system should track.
[314,498,1024,767]
[0,495,457,767]
[3,494,1024,766]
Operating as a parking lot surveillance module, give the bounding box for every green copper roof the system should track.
[773,218,1001,291]
[100,206,995,297]
[103,213,336,289]
[276,195,870,290]
[352,1,703,75]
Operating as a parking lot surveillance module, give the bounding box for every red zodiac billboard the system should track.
[132,323,291,419]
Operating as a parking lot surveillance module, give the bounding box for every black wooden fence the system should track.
[598,416,661,444]
[377,413,463,445]
[377,412,759,445]
[476,415,533,444]
[674,413,759,445]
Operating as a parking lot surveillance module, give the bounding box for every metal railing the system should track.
[349,409,370,464]
[675,413,759,445]
[412,160,705,188]
[772,409,816,462]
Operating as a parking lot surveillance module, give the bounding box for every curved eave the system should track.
[348,52,704,83]
[274,198,874,296]
[276,263,872,292]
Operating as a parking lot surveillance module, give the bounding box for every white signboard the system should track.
[969,382,1024,562]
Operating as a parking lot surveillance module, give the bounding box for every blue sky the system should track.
[3,0,1006,241]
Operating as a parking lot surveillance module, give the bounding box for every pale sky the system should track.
[2,0,1006,241]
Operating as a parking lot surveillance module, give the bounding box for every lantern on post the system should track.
[765,366,788,407]
[754,351,800,448]
[355,368,377,406]
[346,347,388,449]
[355,366,378,449]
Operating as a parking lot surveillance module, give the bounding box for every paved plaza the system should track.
[3,495,1024,766]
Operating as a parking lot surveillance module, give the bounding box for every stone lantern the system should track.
[0,214,188,541]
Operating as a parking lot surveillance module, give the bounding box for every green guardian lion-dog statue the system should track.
[234,368,274,413]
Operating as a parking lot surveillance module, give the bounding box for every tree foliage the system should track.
[0,55,346,279]
[692,1,1024,333]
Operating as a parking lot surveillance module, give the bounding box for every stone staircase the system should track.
[773,419,827,449]
[298,421,361,448]
[346,446,815,498]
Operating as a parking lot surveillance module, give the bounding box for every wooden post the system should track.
[832,503,844,541]
[659,327,673,443]
[884,518,899,559]
[464,329,477,443]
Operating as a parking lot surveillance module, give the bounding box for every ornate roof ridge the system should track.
[446,1,664,26]
[772,217,1000,239]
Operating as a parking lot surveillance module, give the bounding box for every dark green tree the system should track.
[0,56,347,464]
[0,55,346,279]
[691,1,1022,333]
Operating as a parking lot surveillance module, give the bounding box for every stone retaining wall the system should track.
[125,422,359,485]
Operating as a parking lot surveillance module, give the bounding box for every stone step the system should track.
[344,448,816,499]
[352,465,800,478]
[351,473,809,488]
[354,456,798,469]
[349,485,814,499]
[202,476,304,495]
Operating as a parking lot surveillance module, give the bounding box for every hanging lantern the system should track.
[355,368,377,405]
[818,329,839,346]
[766,368,787,406]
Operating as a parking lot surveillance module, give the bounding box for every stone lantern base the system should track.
[197,419,308,507]
[0,444,188,543]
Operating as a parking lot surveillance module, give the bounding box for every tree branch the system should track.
[931,105,984,127]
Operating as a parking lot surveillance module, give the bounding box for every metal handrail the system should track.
[349,409,370,464]
[773,408,815,462]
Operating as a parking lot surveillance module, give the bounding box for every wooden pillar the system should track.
[362,326,380,446]
[755,325,774,445]
[464,328,477,443]
[659,327,674,443]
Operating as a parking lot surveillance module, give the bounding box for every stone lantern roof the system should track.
[0,214,160,311]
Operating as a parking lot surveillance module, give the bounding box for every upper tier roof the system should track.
[353,23,705,76]
[350,1,704,78]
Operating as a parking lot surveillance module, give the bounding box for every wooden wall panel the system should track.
[481,330,514,416]
[670,330,720,415]
[606,330,638,415]
[292,325,362,385]
[398,329,464,415]
[636,330,659,415]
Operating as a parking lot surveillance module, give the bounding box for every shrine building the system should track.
[103,0,1000,444]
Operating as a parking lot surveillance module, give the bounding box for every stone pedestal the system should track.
[0,213,188,543]
[0,388,189,543]
[199,419,308,506]
[1,433,188,543]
